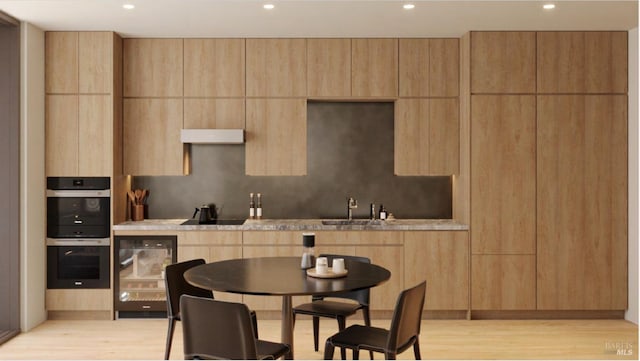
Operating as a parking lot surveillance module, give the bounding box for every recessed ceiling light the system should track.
[122,4,135,10]
[403,4,415,9]
[543,4,555,10]
[263,3,275,9]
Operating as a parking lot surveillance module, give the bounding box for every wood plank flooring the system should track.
[0,318,636,360]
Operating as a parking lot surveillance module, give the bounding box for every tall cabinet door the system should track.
[45,95,79,177]
[537,95,627,310]
[471,95,536,254]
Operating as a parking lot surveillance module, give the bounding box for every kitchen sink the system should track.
[321,219,382,226]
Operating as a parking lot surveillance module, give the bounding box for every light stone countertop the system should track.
[113,218,469,231]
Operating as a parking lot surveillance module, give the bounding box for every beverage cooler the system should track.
[114,235,177,318]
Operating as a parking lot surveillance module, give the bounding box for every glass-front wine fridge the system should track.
[114,235,177,318]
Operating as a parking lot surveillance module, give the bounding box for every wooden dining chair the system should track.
[164,258,258,360]
[180,295,290,360]
[292,254,372,359]
[323,281,426,360]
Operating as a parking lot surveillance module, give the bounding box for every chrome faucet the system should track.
[347,197,358,220]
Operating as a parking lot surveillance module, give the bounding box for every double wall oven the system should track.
[46,177,111,289]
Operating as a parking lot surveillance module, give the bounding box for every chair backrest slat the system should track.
[386,281,426,352]
[165,259,213,318]
[180,295,259,360]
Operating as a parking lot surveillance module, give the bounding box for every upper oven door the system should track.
[47,190,111,238]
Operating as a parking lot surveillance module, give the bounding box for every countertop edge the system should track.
[113,219,469,232]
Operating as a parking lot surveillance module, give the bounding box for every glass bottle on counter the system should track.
[249,193,255,219]
[256,193,262,219]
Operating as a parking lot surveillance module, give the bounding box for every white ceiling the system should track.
[0,0,637,38]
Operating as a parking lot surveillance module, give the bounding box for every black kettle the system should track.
[192,205,216,223]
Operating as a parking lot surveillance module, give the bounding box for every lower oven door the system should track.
[47,238,110,289]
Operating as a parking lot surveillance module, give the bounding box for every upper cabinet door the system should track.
[307,38,351,97]
[352,39,398,97]
[245,99,307,176]
[46,32,79,94]
[123,39,184,97]
[395,98,459,176]
[184,38,245,97]
[123,98,185,176]
[537,31,627,94]
[78,32,113,94]
[399,38,459,97]
[246,39,306,97]
[471,32,536,94]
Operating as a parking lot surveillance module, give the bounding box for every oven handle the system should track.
[46,190,111,197]
[46,238,111,246]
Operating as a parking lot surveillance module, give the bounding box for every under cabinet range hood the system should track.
[180,129,245,144]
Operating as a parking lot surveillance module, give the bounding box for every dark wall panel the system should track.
[134,102,452,220]
[0,23,21,333]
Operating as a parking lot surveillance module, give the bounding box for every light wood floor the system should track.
[0,318,637,360]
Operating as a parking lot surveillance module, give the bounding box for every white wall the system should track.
[627,26,639,325]
[20,21,46,332]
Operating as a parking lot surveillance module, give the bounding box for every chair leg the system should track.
[313,316,320,352]
[323,339,335,360]
[164,318,176,360]
[362,308,374,360]
[384,352,396,360]
[353,349,360,360]
[337,317,347,360]
[413,341,421,359]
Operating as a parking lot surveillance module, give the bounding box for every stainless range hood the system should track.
[180,129,245,144]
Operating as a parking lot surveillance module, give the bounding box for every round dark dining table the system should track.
[184,256,391,359]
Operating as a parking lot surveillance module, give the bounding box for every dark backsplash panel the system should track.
[133,102,452,220]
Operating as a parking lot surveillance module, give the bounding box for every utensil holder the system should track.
[133,204,145,221]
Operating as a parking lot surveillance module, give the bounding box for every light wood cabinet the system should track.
[246,39,306,97]
[307,38,351,97]
[45,95,113,177]
[470,32,536,94]
[78,32,114,94]
[245,98,306,176]
[45,32,78,94]
[537,32,627,94]
[46,289,111,311]
[471,95,536,254]
[183,38,245,97]
[404,231,468,310]
[183,98,245,129]
[78,95,113,176]
[537,95,627,310]
[399,38,459,97]
[45,32,120,178]
[471,255,536,310]
[46,95,79,176]
[123,98,185,176]
[394,98,459,175]
[351,39,398,97]
[123,38,183,97]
